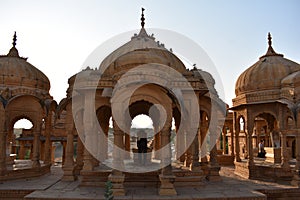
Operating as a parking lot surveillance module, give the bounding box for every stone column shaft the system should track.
[247,122,254,166]
[32,124,41,168]
[222,130,226,154]
[0,130,7,175]
[44,115,52,165]
[281,131,290,170]
[62,130,76,181]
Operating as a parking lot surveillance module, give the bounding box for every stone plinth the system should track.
[207,165,221,181]
[159,174,177,195]
[108,173,125,196]
[62,165,76,181]
[291,171,300,187]
[217,155,234,166]
[265,147,281,164]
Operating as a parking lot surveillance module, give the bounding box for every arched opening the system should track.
[239,117,245,132]
[130,114,154,164]
[287,117,294,129]
[12,118,34,161]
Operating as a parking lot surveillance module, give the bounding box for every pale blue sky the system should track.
[0,0,299,106]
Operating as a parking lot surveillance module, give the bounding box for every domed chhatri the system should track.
[231,33,300,184]
[0,32,50,92]
[234,33,300,105]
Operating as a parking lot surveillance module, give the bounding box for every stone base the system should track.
[108,173,125,196]
[291,173,300,187]
[235,161,293,182]
[217,155,234,166]
[159,174,177,196]
[207,165,221,181]
[62,166,76,181]
[265,147,281,164]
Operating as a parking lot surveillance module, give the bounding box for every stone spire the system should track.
[7,31,20,57]
[136,7,148,38]
[260,32,283,59]
[12,31,17,47]
[141,7,145,28]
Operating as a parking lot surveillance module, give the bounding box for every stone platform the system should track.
[1,166,300,199]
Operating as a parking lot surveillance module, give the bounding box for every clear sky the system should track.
[0,0,299,107]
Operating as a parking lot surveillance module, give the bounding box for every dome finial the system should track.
[268,32,272,47]
[141,7,145,28]
[12,31,17,47]
[260,32,283,59]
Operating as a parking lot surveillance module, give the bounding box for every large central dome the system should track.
[99,27,187,76]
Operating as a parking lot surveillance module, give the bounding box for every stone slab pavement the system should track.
[1,166,299,199]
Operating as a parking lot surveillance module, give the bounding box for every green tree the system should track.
[104,180,114,200]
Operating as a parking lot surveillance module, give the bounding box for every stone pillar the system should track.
[207,119,221,181]
[159,121,177,196]
[184,133,192,168]
[40,141,45,161]
[280,131,290,170]
[32,122,41,168]
[200,118,208,163]
[99,119,109,161]
[108,120,125,196]
[291,131,300,187]
[44,114,52,165]
[154,131,161,160]
[190,128,202,171]
[62,130,76,181]
[234,113,241,162]
[19,141,25,159]
[0,129,7,175]
[176,131,185,162]
[246,121,254,166]
[81,90,97,171]
[61,141,67,166]
[74,136,84,175]
[82,148,94,171]
[124,133,131,159]
[230,126,234,157]
[222,128,227,154]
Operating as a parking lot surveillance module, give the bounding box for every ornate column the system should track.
[184,131,192,168]
[159,116,177,196]
[234,113,241,162]
[176,131,185,162]
[207,115,221,181]
[124,133,131,159]
[200,115,208,164]
[108,119,125,196]
[280,131,290,170]
[291,130,300,187]
[0,127,7,175]
[153,121,161,160]
[62,129,76,181]
[62,141,67,166]
[74,136,84,175]
[246,120,254,166]
[222,128,227,154]
[44,113,52,165]
[229,126,234,157]
[19,141,25,159]
[190,128,202,171]
[32,121,41,168]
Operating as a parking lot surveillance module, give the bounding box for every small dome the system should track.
[235,33,300,96]
[0,34,50,92]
